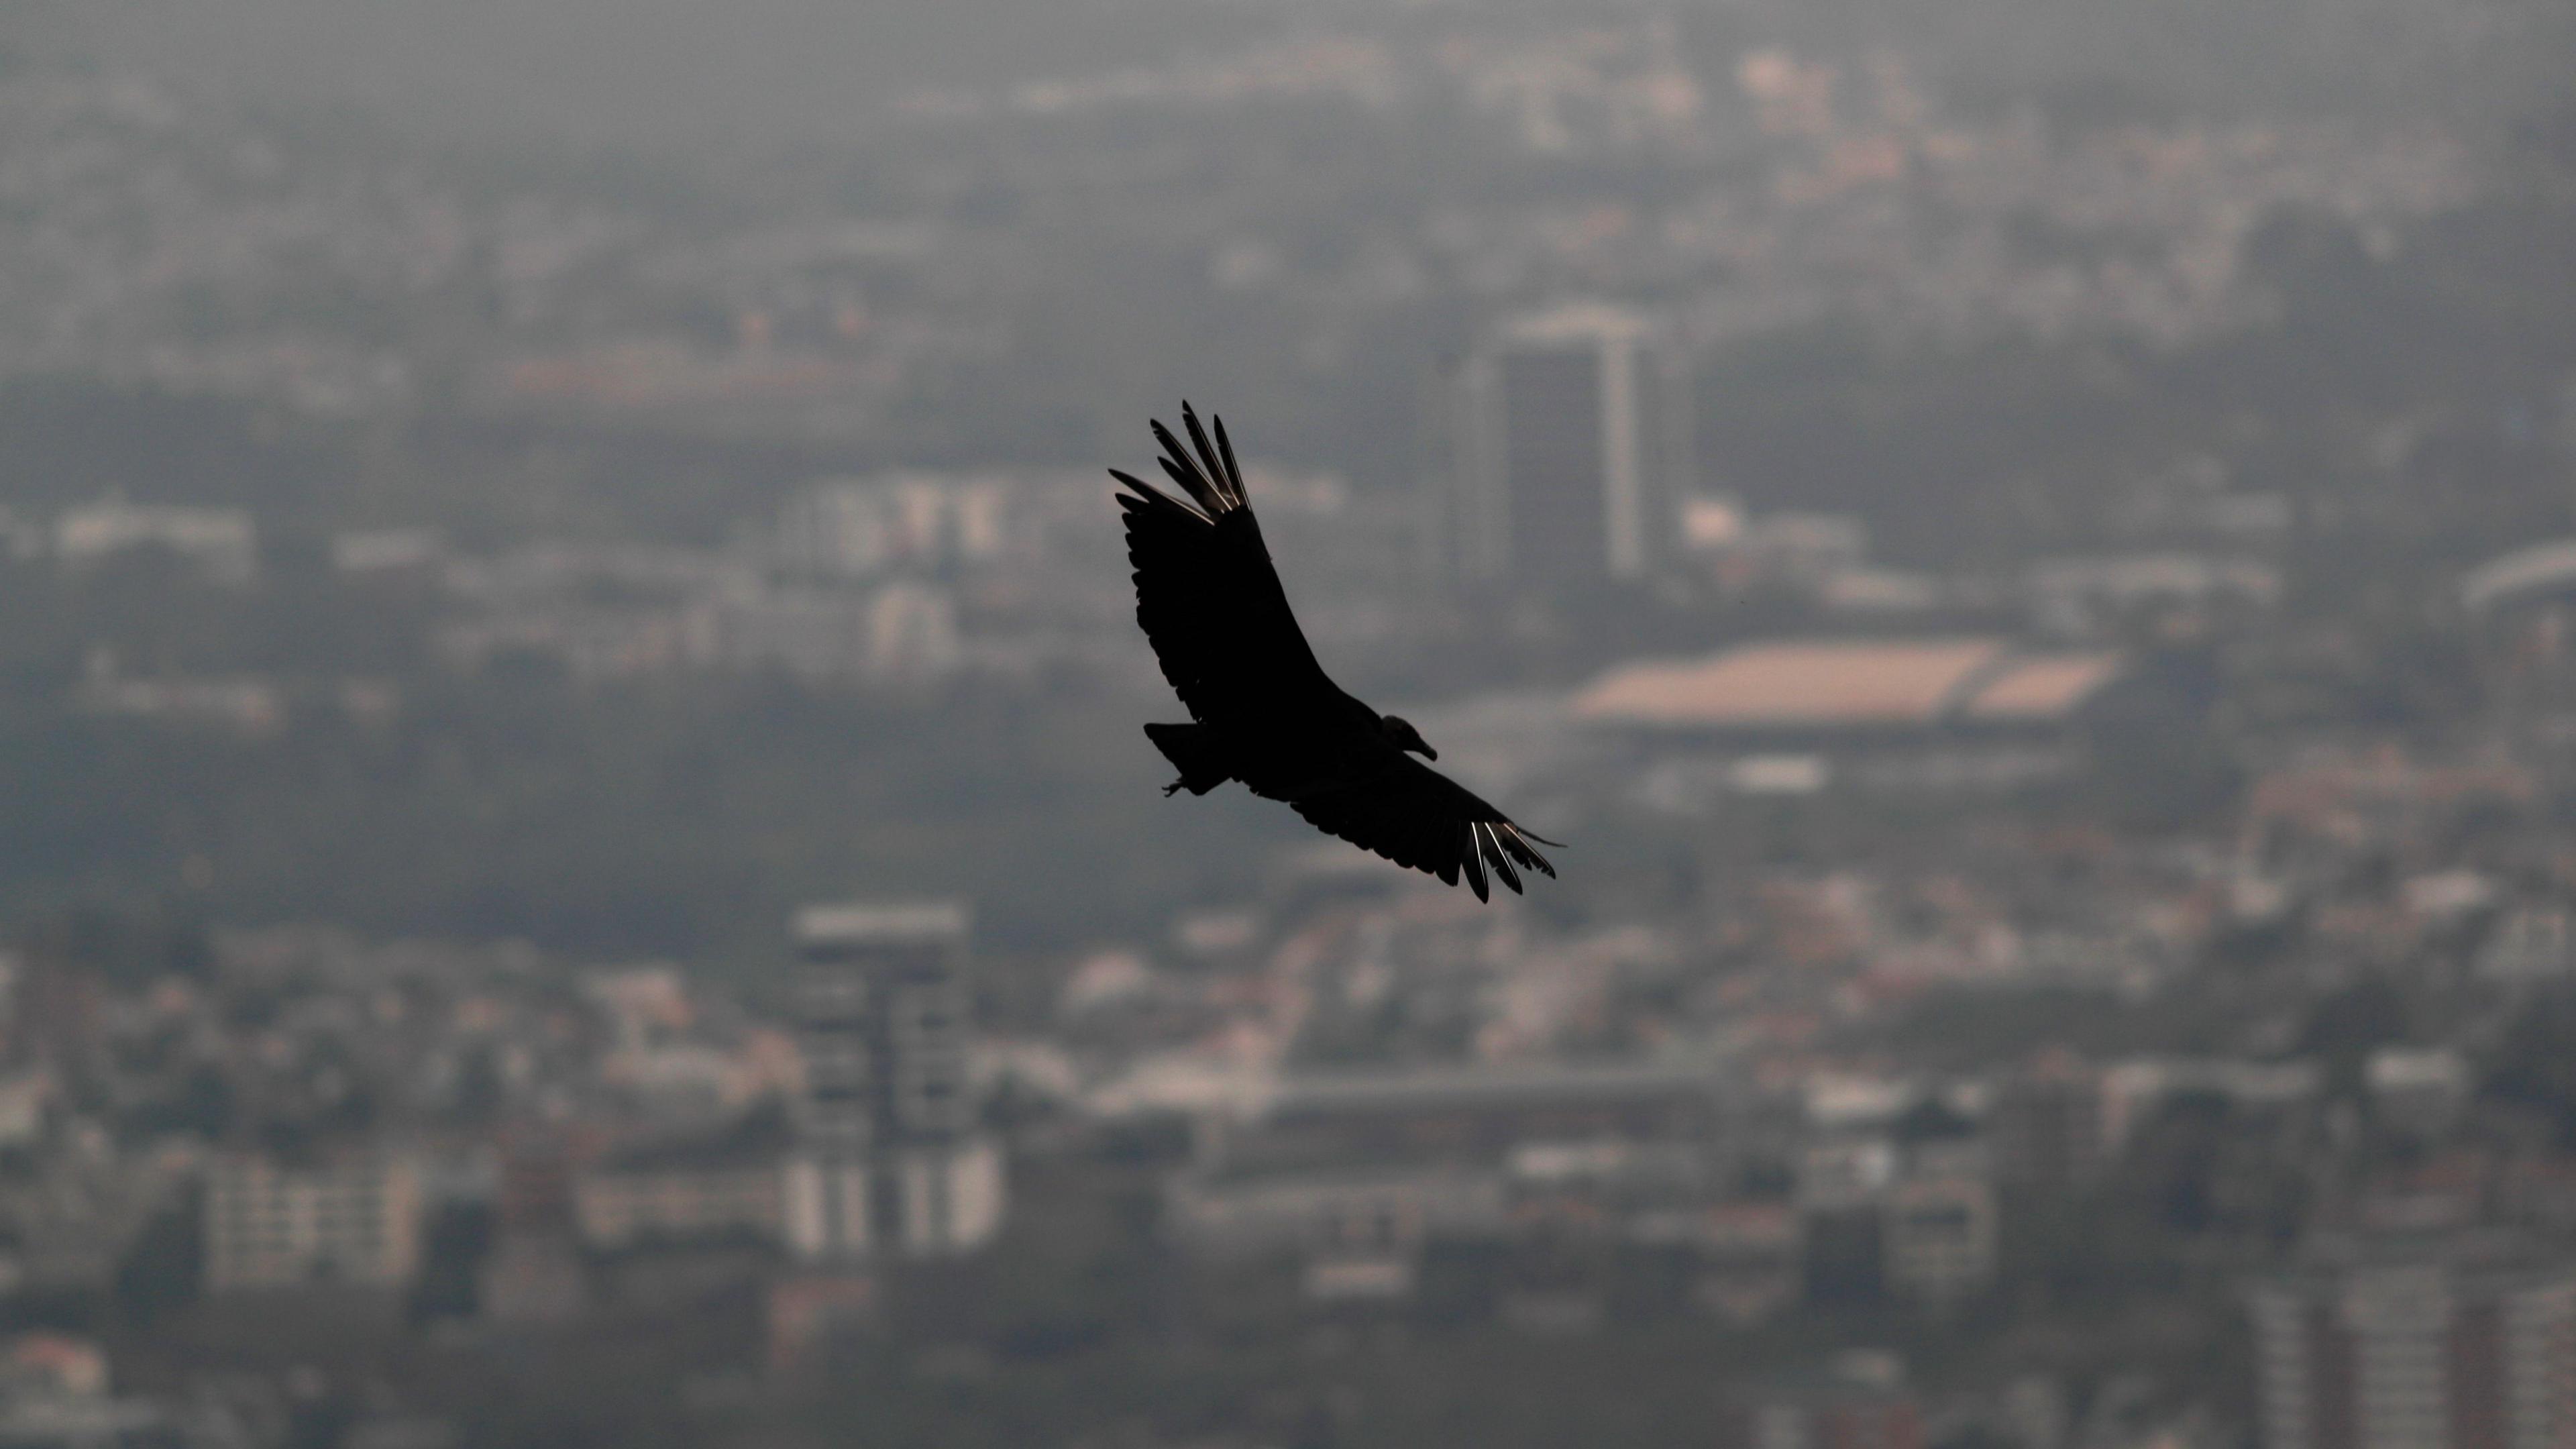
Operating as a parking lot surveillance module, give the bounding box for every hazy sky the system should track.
[70,0,2569,161]
[76,0,1273,148]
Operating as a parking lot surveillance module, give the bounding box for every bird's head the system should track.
[1381,714,1437,760]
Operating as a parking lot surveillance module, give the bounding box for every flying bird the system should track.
[1114,403,1560,901]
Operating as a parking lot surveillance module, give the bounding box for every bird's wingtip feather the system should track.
[1478,824,1523,895]
[1497,824,1559,879]
[1212,412,1245,502]
[1111,467,1210,524]
[1180,404,1236,511]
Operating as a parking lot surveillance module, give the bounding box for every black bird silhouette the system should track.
[1114,403,1560,901]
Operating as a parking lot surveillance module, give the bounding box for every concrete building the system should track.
[1727,1352,1925,1449]
[771,474,1008,580]
[696,583,961,685]
[1238,1059,1724,1170]
[1451,302,1684,594]
[782,902,1004,1263]
[2106,1057,2324,1124]
[1882,1175,1997,1304]
[572,1157,786,1250]
[204,1154,420,1291]
[1170,1058,1725,1299]
[1169,1163,1515,1302]
[2481,909,2576,985]
[1168,1166,1506,1259]
[1992,1051,2112,1192]
[0,1397,182,1448]
[477,1232,589,1324]
[1697,1201,1805,1325]
[2367,1049,2471,1140]
[480,1123,602,1320]
[0,1332,108,1400]
[53,500,257,583]
[567,1102,797,1251]
[2250,1236,2576,1449]
[767,1272,880,1373]
[2461,540,2576,772]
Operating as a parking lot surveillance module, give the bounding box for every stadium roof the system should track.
[1571,638,2124,731]
[1960,653,2127,720]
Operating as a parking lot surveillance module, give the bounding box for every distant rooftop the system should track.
[598,1101,796,1173]
[2265,1228,2571,1293]
[1572,639,2125,732]
[793,900,969,947]
[2463,539,2576,612]
[1497,300,1655,347]
[1267,1057,1721,1121]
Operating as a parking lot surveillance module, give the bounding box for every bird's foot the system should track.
[1163,779,1185,797]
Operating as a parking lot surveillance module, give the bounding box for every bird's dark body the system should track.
[1146,704,1385,801]
[1114,405,1558,900]
[1138,510,1391,800]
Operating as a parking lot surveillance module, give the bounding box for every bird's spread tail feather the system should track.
[1144,722,1230,796]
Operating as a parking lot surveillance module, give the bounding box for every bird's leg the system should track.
[1164,778,1186,797]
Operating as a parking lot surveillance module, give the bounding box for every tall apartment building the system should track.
[781,902,1004,1263]
[1450,302,1686,594]
[1992,1049,2112,1193]
[2249,1236,2576,1449]
[204,1153,420,1291]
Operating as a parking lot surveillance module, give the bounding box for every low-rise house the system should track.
[572,1110,792,1251]
[1881,1173,1996,1303]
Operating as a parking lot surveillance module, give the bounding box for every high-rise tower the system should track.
[782,901,1004,1263]
[1451,303,1685,594]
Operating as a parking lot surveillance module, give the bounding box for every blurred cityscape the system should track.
[0,0,2573,1444]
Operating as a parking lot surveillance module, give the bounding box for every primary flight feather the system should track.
[1114,403,1560,901]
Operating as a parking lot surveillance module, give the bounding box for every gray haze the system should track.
[3,0,2576,1442]
[68,0,2571,150]
[77,0,1280,146]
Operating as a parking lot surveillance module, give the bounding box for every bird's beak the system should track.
[1417,743,1438,761]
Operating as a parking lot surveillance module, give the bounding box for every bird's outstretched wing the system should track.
[1112,403,1338,724]
[1289,756,1560,902]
